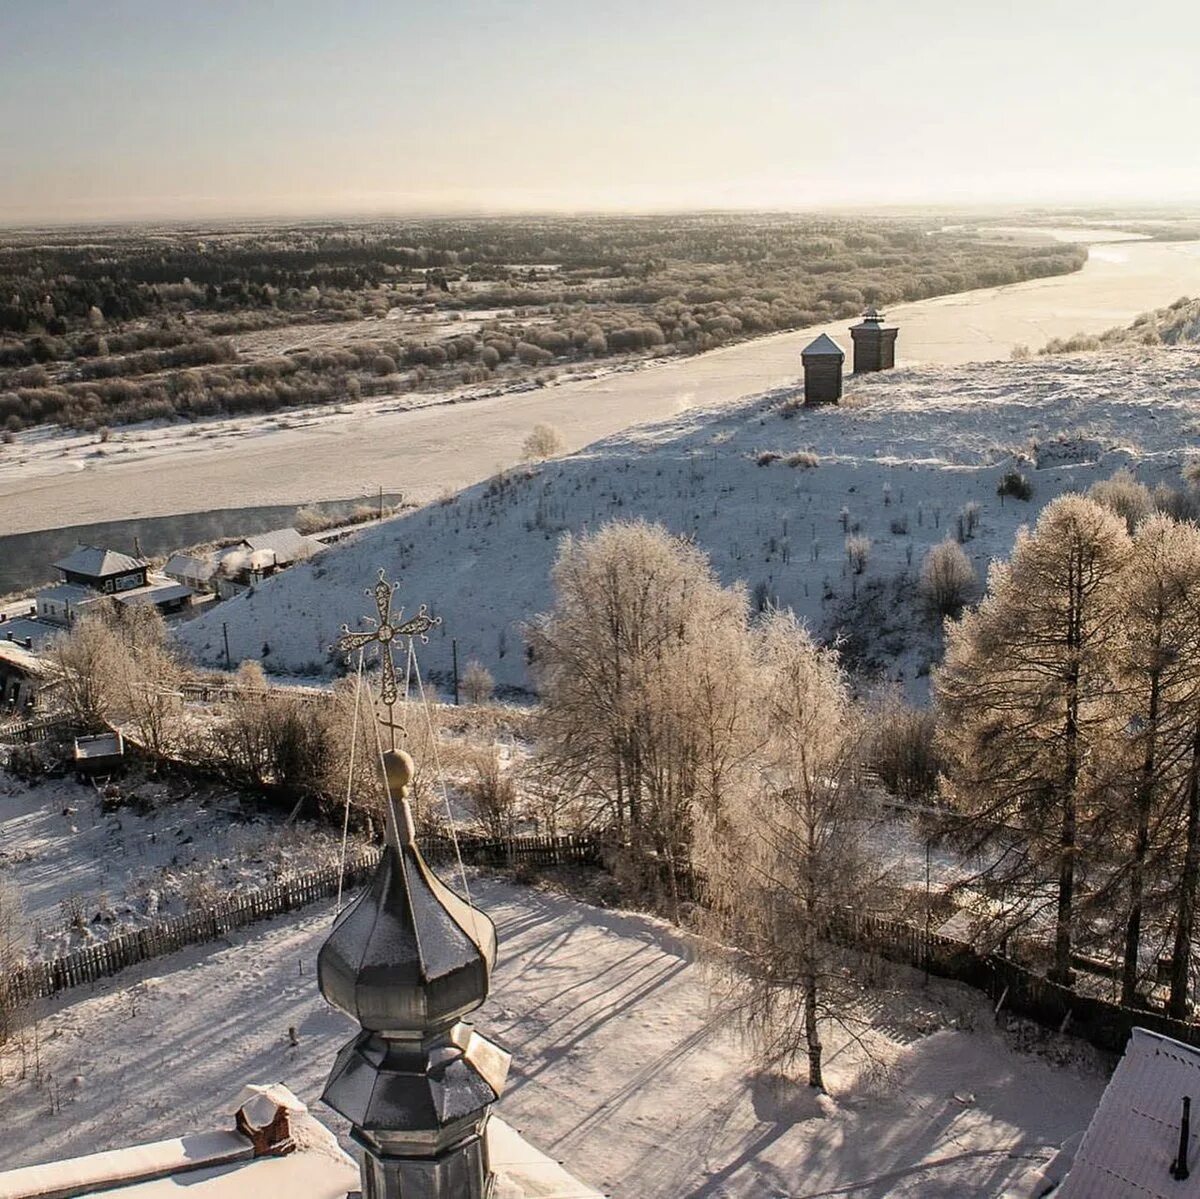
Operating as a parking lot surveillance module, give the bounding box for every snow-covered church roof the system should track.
[1056,1027,1200,1197]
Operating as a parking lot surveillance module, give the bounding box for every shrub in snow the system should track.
[1087,468,1152,533]
[867,698,940,801]
[521,422,565,462]
[845,535,870,575]
[997,470,1032,501]
[461,659,495,705]
[919,540,978,618]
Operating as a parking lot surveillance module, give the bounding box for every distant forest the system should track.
[0,215,1087,432]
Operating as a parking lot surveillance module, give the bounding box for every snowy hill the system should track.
[178,346,1200,697]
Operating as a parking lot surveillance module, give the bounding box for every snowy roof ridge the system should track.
[53,545,143,577]
[801,332,845,358]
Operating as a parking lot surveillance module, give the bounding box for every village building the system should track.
[849,306,899,373]
[163,551,220,595]
[1049,1027,1200,1197]
[213,527,324,598]
[36,545,193,626]
[0,635,47,715]
[801,332,845,405]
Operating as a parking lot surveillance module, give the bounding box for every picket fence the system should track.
[833,907,1200,1055]
[8,827,1200,1058]
[0,715,74,745]
[0,834,601,1009]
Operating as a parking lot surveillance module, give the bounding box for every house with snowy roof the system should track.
[36,545,193,626]
[213,527,323,597]
[1053,1027,1200,1197]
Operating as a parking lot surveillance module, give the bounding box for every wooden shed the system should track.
[73,731,125,777]
[801,333,845,405]
[850,306,899,373]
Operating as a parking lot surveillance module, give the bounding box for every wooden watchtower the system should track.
[850,306,898,373]
[801,333,845,405]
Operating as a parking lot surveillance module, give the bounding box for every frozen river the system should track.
[1,236,1198,541]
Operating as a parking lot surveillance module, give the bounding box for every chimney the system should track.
[1171,1095,1192,1180]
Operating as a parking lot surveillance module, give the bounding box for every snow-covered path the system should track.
[0,875,1105,1197]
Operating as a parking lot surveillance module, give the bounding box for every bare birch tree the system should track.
[527,520,758,871]
[700,610,885,1090]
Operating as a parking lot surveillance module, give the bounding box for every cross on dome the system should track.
[333,567,440,751]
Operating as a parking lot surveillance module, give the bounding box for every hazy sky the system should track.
[2,0,1197,223]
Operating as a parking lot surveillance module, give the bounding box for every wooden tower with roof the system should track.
[801,333,845,405]
[849,306,898,373]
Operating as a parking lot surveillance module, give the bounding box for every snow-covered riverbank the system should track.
[178,345,1200,698]
[2,238,1197,538]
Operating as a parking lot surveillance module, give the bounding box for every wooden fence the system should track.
[422,833,603,870]
[0,834,601,1009]
[7,827,1200,1058]
[1,849,380,1011]
[832,907,1200,1055]
[0,715,74,745]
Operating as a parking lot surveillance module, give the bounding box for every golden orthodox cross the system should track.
[333,568,440,750]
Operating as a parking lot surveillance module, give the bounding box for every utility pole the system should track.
[378,483,383,521]
[222,622,232,672]
[452,638,460,706]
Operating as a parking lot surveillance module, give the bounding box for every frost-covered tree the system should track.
[527,521,757,870]
[701,611,885,1090]
[935,496,1130,983]
[0,876,27,1044]
[919,540,978,618]
[521,422,565,461]
[1088,467,1153,534]
[1104,515,1200,1004]
[461,659,494,705]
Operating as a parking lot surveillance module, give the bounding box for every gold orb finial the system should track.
[383,748,415,797]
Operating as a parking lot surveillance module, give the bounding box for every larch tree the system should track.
[700,610,885,1091]
[1105,515,1200,1004]
[935,496,1130,984]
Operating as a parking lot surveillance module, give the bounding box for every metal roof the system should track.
[1058,1027,1200,1196]
[37,582,98,605]
[241,528,318,565]
[801,333,845,359]
[53,545,144,577]
[0,618,59,651]
[164,554,217,581]
[113,581,193,607]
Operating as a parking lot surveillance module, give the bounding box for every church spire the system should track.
[319,571,509,1199]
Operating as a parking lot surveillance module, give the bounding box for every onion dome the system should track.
[317,749,509,1198]
[318,750,497,1034]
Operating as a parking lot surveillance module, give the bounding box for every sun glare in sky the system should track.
[2,0,1198,222]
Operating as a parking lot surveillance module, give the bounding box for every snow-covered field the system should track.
[2,238,1197,538]
[0,874,1107,1198]
[0,775,364,960]
[179,346,1200,698]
